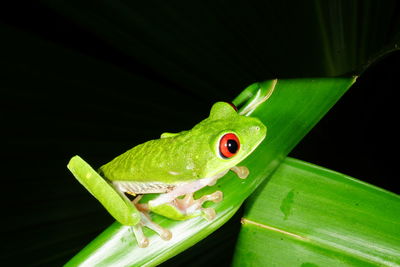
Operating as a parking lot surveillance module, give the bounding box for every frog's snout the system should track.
[251,121,267,141]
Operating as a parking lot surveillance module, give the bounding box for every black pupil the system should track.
[227,139,238,153]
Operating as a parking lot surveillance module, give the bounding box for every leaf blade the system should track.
[233,158,400,266]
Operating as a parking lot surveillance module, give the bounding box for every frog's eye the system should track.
[226,102,238,112]
[219,133,240,159]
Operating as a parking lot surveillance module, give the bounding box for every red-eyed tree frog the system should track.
[67,80,276,248]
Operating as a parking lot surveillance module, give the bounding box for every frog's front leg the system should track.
[148,190,223,222]
[175,191,223,220]
[149,171,228,207]
[180,191,223,221]
[206,166,249,187]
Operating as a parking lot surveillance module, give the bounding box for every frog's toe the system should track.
[199,191,222,220]
[210,190,223,203]
[196,190,223,206]
[166,191,222,221]
[160,228,172,241]
[202,207,216,221]
[132,224,149,248]
[138,237,149,248]
[131,211,172,247]
[231,166,249,179]
[140,212,173,241]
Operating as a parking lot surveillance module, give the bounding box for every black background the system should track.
[0,1,399,266]
[291,52,399,194]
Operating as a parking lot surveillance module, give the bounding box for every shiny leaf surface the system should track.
[234,158,400,266]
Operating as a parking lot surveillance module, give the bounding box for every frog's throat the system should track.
[148,169,229,207]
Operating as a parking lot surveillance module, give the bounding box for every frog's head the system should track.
[193,102,266,178]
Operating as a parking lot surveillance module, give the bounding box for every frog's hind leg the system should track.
[175,191,223,221]
[131,197,172,247]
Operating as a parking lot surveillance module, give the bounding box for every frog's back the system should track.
[99,135,200,183]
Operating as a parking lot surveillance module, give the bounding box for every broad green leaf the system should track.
[233,158,400,266]
[65,77,355,266]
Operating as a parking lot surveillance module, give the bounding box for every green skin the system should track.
[100,102,265,184]
[68,101,267,247]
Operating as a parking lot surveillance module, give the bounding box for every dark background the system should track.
[291,52,399,194]
[0,1,399,266]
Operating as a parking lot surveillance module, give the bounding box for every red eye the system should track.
[219,133,240,159]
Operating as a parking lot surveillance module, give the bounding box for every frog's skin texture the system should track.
[99,102,265,185]
[68,101,267,248]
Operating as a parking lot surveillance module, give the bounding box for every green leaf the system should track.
[65,77,356,266]
[233,157,400,266]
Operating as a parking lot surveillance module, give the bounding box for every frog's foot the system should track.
[231,166,249,179]
[175,191,223,221]
[132,202,172,248]
[149,173,227,207]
